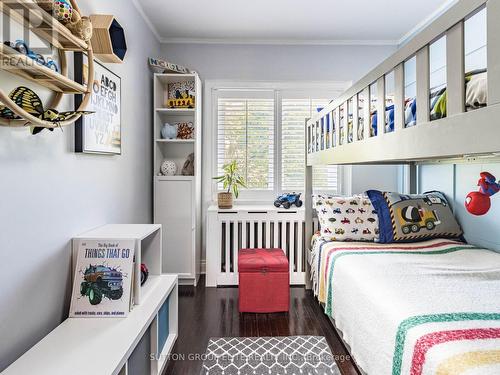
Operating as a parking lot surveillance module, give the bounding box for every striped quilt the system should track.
[310,238,500,375]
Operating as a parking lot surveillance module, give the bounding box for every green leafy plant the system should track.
[213,160,246,198]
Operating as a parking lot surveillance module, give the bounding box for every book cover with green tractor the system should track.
[69,240,134,318]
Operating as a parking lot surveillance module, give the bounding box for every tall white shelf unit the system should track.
[153,73,202,286]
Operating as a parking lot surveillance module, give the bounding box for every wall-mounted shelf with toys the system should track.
[0,0,95,131]
[153,72,201,286]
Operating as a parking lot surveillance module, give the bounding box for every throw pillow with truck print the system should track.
[367,190,463,243]
[312,194,379,242]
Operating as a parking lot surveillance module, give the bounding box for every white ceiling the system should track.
[133,0,457,45]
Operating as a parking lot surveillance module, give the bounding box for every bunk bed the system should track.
[304,1,500,374]
[305,0,500,166]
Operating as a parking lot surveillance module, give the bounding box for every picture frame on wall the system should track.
[74,53,122,154]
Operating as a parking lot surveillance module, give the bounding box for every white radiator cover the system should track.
[206,205,320,287]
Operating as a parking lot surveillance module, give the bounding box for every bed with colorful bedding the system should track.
[310,237,500,375]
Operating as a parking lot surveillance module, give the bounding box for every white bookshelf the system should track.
[72,224,162,305]
[3,274,178,375]
[153,73,202,286]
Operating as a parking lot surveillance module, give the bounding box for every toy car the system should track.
[80,265,123,305]
[346,208,355,214]
[423,194,447,207]
[4,40,59,72]
[274,192,303,209]
[341,217,351,224]
[349,200,358,205]
[335,228,345,235]
[332,208,342,214]
[363,229,372,235]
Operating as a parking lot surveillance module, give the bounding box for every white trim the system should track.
[134,0,456,48]
[204,80,351,205]
[397,0,459,46]
[160,37,399,46]
[131,0,162,42]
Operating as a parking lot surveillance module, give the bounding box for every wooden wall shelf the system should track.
[0,44,87,94]
[0,0,88,51]
[0,0,94,129]
[90,14,127,63]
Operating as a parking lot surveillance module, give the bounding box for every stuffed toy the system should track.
[53,0,73,23]
[465,172,500,216]
[181,153,195,176]
[36,0,93,41]
[68,14,93,41]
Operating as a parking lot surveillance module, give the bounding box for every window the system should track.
[215,88,340,199]
[217,92,274,190]
[281,98,338,192]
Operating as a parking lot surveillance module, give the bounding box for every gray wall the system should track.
[160,42,401,264]
[0,1,159,370]
[419,163,500,251]
[160,43,397,82]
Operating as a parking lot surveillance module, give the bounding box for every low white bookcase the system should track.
[72,224,163,305]
[4,224,178,375]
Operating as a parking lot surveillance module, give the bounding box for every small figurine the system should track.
[181,153,195,176]
[274,193,303,209]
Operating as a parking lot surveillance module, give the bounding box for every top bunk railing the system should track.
[306,0,500,166]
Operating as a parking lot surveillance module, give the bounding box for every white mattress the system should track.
[310,238,500,375]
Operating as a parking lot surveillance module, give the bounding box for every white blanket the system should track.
[310,238,500,375]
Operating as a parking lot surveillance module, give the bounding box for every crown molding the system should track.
[159,37,399,46]
[132,0,457,48]
[131,0,162,42]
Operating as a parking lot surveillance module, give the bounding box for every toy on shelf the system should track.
[177,121,194,139]
[67,13,93,42]
[36,0,93,42]
[0,86,93,135]
[167,81,195,108]
[3,40,59,72]
[140,263,149,286]
[0,0,94,131]
[161,122,178,139]
[465,172,500,216]
[274,193,303,209]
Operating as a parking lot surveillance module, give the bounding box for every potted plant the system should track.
[213,160,246,209]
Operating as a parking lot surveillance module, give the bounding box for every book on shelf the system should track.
[69,239,135,318]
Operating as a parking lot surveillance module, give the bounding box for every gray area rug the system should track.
[200,336,341,374]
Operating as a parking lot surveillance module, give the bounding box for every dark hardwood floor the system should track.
[163,276,360,375]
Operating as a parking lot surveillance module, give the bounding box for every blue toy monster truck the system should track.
[80,265,124,305]
[274,193,303,209]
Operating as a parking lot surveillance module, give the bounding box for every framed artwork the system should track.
[74,53,122,154]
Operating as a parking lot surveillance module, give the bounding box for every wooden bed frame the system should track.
[303,0,500,372]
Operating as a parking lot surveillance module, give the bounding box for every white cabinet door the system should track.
[155,179,194,276]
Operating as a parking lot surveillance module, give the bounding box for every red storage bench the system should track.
[238,248,289,313]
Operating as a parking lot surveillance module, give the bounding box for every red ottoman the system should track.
[238,248,289,313]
